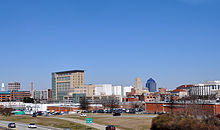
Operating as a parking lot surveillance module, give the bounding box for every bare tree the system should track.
[100,95,119,111]
[131,101,142,109]
[0,108,13,116]
[79,97,90,110]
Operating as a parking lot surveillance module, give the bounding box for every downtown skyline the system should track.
[0,0,220,90]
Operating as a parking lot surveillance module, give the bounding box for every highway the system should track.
[0,120,61,130]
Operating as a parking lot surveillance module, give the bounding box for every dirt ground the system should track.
[63,113,154,130]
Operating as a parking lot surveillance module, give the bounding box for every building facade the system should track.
[122,86,133,97]
[190,81,220,96]
[8,82,20,91]
[52,70,94,101]
[134,78,142,90]
[48,89,52,101]
[33,90,48,101]
[0,91,11,101]
[146,78,157,92]
[10,91,31,101]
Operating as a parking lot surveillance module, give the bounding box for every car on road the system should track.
[80,113,87,117]
[106,125,116,130]
[8,123,16,128]
[113,112,121,116]
[28,123,37,128]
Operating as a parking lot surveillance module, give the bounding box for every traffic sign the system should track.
[86,118,92,124]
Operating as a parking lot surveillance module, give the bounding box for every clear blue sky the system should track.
[0,0,220,90]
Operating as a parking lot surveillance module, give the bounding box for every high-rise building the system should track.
[134,78,142,90]
[52,70,94,101]
[8,82,20,91]
[146,78,157,92]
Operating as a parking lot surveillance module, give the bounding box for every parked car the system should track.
[8,123,16,128]
[28,123,37,128]
[216,113,220,118]
[106,125,116,130]
[113,112,121,116]
[32,113,37,117]
[97,109,104,113]
[80,114,87,117]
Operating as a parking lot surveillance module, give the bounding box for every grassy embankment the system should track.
[62,113,153,130]
[0,115,97,130]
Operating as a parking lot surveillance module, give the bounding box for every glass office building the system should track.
[146,78,157,92]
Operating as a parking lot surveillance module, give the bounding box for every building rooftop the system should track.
[171,89,186,93]
[0,91,10,94]
[176,85,193,89]
[54,70,84,74]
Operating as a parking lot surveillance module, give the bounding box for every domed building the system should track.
[145,78,157,92]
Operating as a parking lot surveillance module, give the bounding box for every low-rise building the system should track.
[33,90,48,101]
[0,91,31,102]
[145,102,220,115]
[11,91,31,101]
[0,91,11,101]
[190,81,220,96]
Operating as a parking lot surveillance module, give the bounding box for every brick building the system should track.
[0,92,11,101]
[48,89,52,101]
[145,102,220,115]
[0,91,31,102]
[11,91,31,101]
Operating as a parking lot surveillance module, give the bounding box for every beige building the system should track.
[52,70,94,100]
[8,82,20,91]
[134,77,142,90]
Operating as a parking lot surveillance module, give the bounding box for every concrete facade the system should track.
[134,78,142,90]
[190,81,220,96]
[8,82,20,91]
[52,70,94,101]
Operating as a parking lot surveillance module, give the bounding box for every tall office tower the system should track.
[52,70,92,100]
[134,77,142,90]
[1,83,5,91]
[8,82,20,91]
[146,78,157,92]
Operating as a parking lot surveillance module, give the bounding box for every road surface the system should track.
[0,120,61,130]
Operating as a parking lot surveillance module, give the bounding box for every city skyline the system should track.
[0,0,220,90]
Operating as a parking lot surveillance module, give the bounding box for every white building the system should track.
[94,84,113,96]
[112,86,122,95]
[122,86,133,97]
[190,81,220,96]
[33,90,48,100]
[94,84,124,96]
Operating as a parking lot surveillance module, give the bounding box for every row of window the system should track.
[57,76,70,81]
[57,73,72,76]
[194,85,220,90]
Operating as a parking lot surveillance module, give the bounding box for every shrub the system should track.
[151,114,220,130]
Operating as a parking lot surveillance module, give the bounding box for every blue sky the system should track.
[0,0,220,90]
